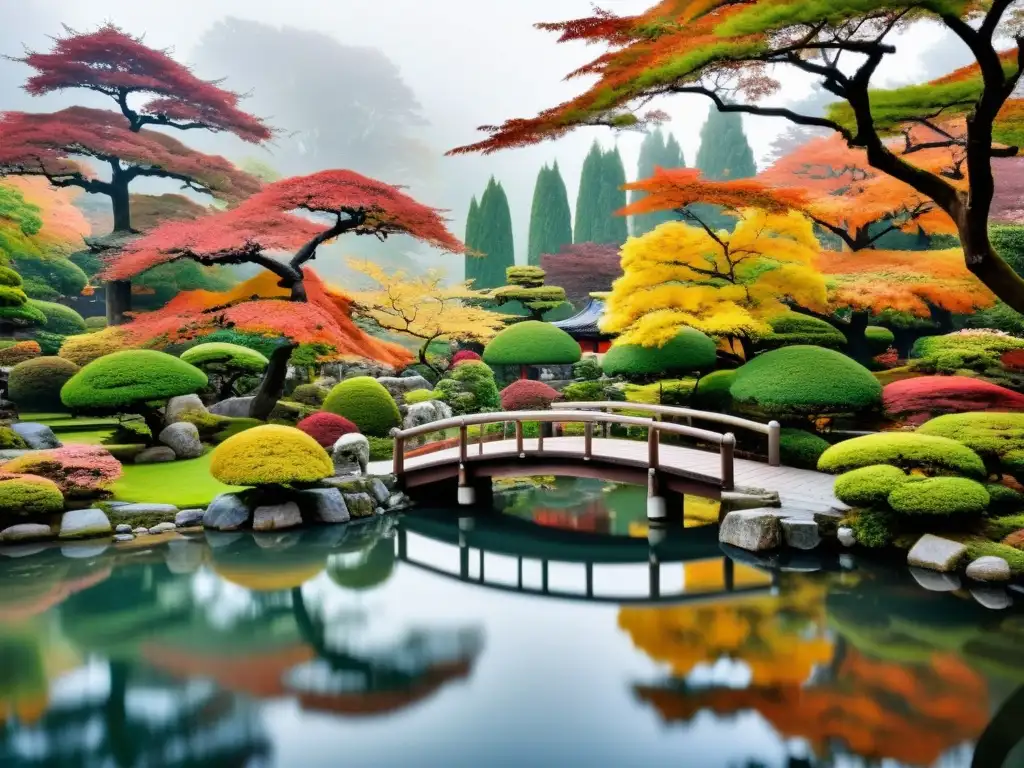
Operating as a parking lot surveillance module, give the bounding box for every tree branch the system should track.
[289,210,367,271]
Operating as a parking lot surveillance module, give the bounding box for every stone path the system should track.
[369,436,843,517]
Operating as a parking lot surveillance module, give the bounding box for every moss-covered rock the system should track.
[290,383,330,407]
[601,329,717,378]
[835,465,911,507]
[209,424,333,486]
[887,477,990,516]
[0,473,64,519]
[483,321,581,366]
[818,432,987,478]
[434,361,501,415]
[8,357,79,410]
[0,427,27,450]
[322,377,401,437]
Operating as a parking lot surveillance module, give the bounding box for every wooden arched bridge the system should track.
[380,402,842,520]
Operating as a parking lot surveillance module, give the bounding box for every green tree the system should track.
[692,106,758,231]
[527,162,572,265]
[632,129,686,236]
[574,142,604,244]
[597,146,629,246]
[469,178,515,290]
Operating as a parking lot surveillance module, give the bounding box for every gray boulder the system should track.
[403,400,454,432]
[780,518,820,550]
[159,422,204,459]
[0,449,32,462]
[0,523,54,543]
[909,567,961,592]
[298,488,350,524]
[377,375,432,399]
[203,493,250,531]
[13,422,60,450]
[135,446,177,464]
[115,524,132,534]
[165,394,208,423]
[837,527,857,547]
[253,501,302,532]
[133,527,148,535]
[718,509,781,552]
[332,433,370,476]
[907,534,967,573]
[114,533,135,543]
[148,522,177,534]
[59,508,112,540]
[966,555,1012,583]
[209,396,255,417]
[175,509,205,528]
[342,492,376,519]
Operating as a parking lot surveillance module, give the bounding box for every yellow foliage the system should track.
[346,260,507,346]
[601,209,827,346]
[209,425,333,486]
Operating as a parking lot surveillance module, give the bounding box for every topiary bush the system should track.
[883,376,1024,424]
[834,465,911,507]
[210,424,333,486]
[58,328,129,366]
[817,432,987,477]
[322,377,401,437]
[27,300,86,335]
[30,330,66,356]
[450,349,482,367]
[986,483,1024,516]
[0,427,26,450]
[692,370,736,412]
[178,410,230,440]
[0,340,41,366]
[290,383,330,407]
[296,411,359,448]
[0,473,64,518]
[779,429,830,470]
[482,321,581,367]
[405,389,438,405]
[850,508,895,548]
[916,411,1024,475]
[865,326,896,356]
[434,361,501,415]
[602,329,717,379]
[887,477,990,516]
[500,380,561,411]
[561,380,624,403]
[84,316,107,330]
[731,345,882,418]
[7,356,79,410]
[910,329,1024,374]
[755,313,846,352]
[572,355,602,381]
[2,445,122,500]
[181,342,269,373]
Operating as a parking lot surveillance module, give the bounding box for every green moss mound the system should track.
[985,483,1024,516]
[602,329,717,379]
[61,350,208,411]
[210,424,333,486]
[0,427,27,450]
[434,361,501,415]
[84,316,107,330]
[850,508,895,548]
[818,432,987,477]
[887,477,990,516]
[322,377,401,437]
[367,436,395,462]
[730,345,882,416]
[834,465,910,507]
[0,473,64,518]
[27,300,86,335]
[483,321,581,366]
[405,389,438,405]
[691,369,736,411]
[8,357,79,410]
[289,383,329,407]
[866,326,895,355]
[917,412,1024,472]
[180,342,269,373]
[756,314,846,351]
[779,429,831,470]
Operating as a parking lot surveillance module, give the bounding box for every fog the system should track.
[0,0,972,279]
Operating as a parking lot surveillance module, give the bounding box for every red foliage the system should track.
[16,24,271,143]
[2,444,122,499]
[540,242,621,306]
[0,107,262,204]
[874,348,899,368]
[102,169,463,280]
[451,350,481,367]
[1001,349,1024,372]
[883,375,1024,422]
[296,412,359,448]
[500,380,561,411]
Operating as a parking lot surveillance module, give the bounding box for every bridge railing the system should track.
[391,408,737,489]
[559,402,781,467]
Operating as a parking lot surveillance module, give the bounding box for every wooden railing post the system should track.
[584,421,593,460]
[391,428,404,476]
[537,421,544,453]
[515,420,524,457]
[768,420,781,467]
[648,424,660,470]
[721,432,736,491]
[459,422,468,463]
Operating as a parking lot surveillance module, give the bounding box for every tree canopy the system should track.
[467,177,514,289]
[527,162,573,265]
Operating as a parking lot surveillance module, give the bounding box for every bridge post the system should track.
[515,421,525,457]
[768,420,781,466]
[584,422,593,459]
[457,464,475,506]
[646,468,666,521]
[647,426,660,469]
[391,429,405,476]
[459,423,468,463]
[721,433,736,491]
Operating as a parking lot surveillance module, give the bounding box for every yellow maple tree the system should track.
[347,259,507,373]
[600,208,828,357]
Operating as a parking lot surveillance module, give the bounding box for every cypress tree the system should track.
[597,146,628,245]
[527,162,572,265]
[574,142,604,243]
[633,129,687,237]
[473,177,515,289]
[465,195,481,283]
[692,107,757,231]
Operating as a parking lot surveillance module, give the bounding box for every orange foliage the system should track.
[2,176,90,253]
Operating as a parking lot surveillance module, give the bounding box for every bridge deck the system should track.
[369,436,842,516]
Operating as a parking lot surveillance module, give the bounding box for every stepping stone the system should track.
[719,509,781,552]
[906,534,966,573]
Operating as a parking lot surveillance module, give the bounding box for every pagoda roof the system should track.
[552,298,613,339]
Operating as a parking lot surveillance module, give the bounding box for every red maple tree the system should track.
[0,24,271,322]
[540,242,621,307]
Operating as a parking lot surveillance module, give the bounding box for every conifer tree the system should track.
[471,178,515,289]
[632,129,686,236]
[692,107,757,231]
[574,142,604,244]
[464,195,481,282]
[597,146,629,245]
[527,162,572,265]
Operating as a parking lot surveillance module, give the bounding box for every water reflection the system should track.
[0,479,1021,766]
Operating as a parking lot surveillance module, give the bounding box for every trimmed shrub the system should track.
[180,342,269,373]
[405,389,438,405]
[451,350,482,367]
[296,411,359,448]
[368,436,394,462]
[322,377,401,437]
[834,465,911,507]
[196,329,282,358]
[84,316,107,330]
[986,483,1024,516]
[434,361,501,415]
[731,345,882,417]
[0,341,41,366]
[755,314,846,352]
[210,424,333,486]
[887,477,990,516]
[865,326,895,356]
[850,508,895,548]
[59,328,129,366]
[883,376,1024,423]
[500,380,561,411]
[0,427,26,450]
[290,384,330,407]
[917,412,1024,474]
[61,350,208,412]
[624,379,695,406]
[2,445,122,500]
[0,472,64,518]
[8,357,79,410]
[483,321,581,366]
[779,429,830,470]
[911,330,1024,374]
[31,330,66,356]
[602,329,717,378]
[28,300,86,335]
[818,432,987,477]
[562,380,624,403]
[692,370,736,412]
[572,355,602,381]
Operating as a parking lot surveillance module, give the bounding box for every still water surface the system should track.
[1,477,1023,767]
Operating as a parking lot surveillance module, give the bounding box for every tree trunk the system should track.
[107,176,133,326]
[219,372,245,400]
[929,304,954,334]
[138,406,165,445]
[738,335,755,362]
[251,343,296,420]
[418,339,443,377]
[843,311,872,364]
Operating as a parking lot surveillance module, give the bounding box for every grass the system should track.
[56,428,115,445]
[111,451,245,507]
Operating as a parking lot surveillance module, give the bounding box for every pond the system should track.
[1,477,1023,768]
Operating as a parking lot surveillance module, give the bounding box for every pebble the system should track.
[133,527,148,535]
[114,533,135,543]
[148,522,177,534]
[115,524,132,534]
[837,527,856,547]
[965,555,1012,583]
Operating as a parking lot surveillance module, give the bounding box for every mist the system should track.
[0,0,967,281]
